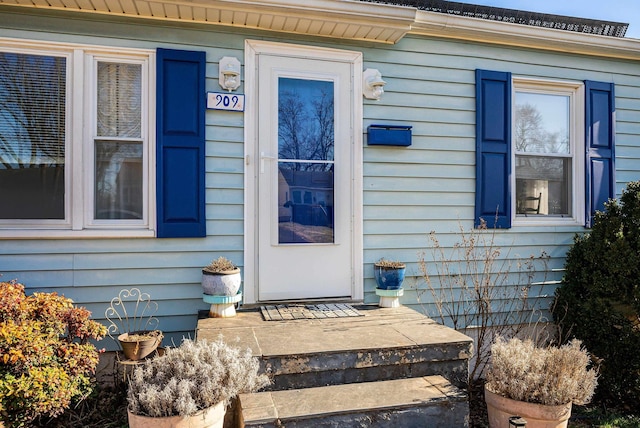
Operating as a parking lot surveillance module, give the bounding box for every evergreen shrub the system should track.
[553,181,640,408]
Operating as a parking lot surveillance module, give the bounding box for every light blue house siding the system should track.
[0,6,638,346]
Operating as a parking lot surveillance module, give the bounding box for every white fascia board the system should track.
[180,0,417,43]
[0,0,417,44]
[412,10,640,61]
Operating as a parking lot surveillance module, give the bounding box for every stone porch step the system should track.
[196,305,473,391]
[238,375,469,427]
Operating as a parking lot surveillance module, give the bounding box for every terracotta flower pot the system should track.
[127,401,225,428]
[118,330,163,361]
[485,385,572,428]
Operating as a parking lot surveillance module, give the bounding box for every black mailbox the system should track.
[367,124,412,147]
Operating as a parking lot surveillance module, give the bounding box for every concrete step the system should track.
[238,375,469,427]
[196,305,473,391]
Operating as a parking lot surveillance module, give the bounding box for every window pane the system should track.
[278,78,334,161]
[0,52,66,219]
[95,141,143,220]
[277,77,335,244]
[97,62,142,138]
[278,162,334,244]
[516,155,571,216]
[515,92,569,155]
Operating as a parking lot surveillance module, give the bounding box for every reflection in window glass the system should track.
[277,78,335,244]
[278,163,334,244]
[95,61,143,220]
[515,92,569,154]
[278,78,334,162]
[97,62,142,138]
[515,91,572,217]
[95,141,143,219]
[0,52,66,219]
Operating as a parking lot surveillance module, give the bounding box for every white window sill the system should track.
[512,217,584,228]
[0,229,156,239]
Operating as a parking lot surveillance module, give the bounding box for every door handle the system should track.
[260,152,277,173]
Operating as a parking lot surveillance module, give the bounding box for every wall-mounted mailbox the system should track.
[367,124,412,147]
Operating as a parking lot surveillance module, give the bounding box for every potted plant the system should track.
[202,256,242,296]
[127,338,270,428]
[105,288,163,361]
[117,329,163,361]
[484,336,598,428]
[202,256,243,317]
[373,258,406,290]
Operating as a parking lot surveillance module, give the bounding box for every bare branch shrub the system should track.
[416,220,551,381]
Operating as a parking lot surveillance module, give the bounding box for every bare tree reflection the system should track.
[278,87,334,169]
[515,101,570,216]
[277,79,335,243]
[0,53,66,219]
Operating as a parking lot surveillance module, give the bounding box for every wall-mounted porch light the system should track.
[363,68,386,100]
[219,56,241,92]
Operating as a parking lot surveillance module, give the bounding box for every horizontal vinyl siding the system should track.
[0,9,639,336]
[0,11,248,349]
[360,35,640,325]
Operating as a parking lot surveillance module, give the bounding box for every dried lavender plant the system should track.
[486,336,598,406]
[203,256,238,274]
[127,338,269,417]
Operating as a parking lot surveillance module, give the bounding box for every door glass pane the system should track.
[278,78,334,244]
[0,53,66,219]
[95,141,143,219]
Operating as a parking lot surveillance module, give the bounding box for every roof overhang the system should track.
[0,0,416,44]
[412,10,640,61]
[0,0,639,60]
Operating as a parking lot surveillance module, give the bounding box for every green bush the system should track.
[553,181,640,408]
[0,280,107,427]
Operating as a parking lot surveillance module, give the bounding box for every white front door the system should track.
[244,41,363,303]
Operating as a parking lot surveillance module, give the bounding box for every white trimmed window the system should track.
[512,78,584,226]
[0,40,154,238]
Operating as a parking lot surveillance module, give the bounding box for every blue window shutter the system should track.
[585,81,615,228]
[156,48,206,238]
[475,69,512,228]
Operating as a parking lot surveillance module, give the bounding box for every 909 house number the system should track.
[207,92,245,111]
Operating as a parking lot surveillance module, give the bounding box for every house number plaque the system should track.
[207,92,245,111]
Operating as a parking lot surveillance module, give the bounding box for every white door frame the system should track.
[243,39,363,304]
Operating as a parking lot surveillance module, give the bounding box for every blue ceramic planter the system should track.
[374,265,406,290]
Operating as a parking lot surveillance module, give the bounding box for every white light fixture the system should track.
[363,68,386,100]
[219,56,241,92]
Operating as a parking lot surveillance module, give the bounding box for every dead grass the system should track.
[34,385,128,428]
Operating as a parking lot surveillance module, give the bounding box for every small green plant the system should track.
[553,181,640,408]
[203,256,238,274]
[127,338,269,418]
[0,280,107,427]
[486,336,598,406]
[374,258,406,269]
